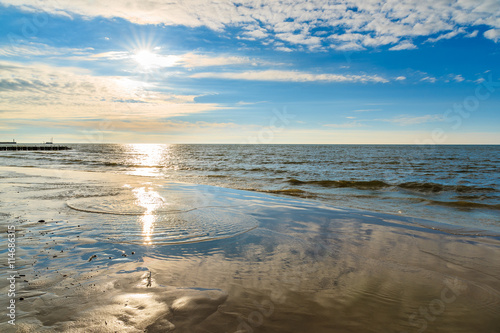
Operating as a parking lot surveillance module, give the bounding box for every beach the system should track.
[2,0,500,330]
[1,165,499,332]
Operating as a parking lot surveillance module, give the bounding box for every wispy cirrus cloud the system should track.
[0,42,95,58]
[384,114,444,126]
[0,40,276,70]
[86,50,275,69]
[0,61,222,120]
[425,28,466,43]
[190,70,389,83]
[44,119,245,133]
[323,121,365,128]
[420,76,437,83]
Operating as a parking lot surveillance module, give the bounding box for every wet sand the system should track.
[0,166,499,332]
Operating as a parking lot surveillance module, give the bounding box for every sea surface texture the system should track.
[0,145,499,332]
[1,144,498,233]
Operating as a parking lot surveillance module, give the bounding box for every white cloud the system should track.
[420,76,437,83]
[54,119,242,133]
[69,49,272,68]
[333,42,366,51]
[242,29,269,40]
[178,53,258,68]
[453,75,465,82]
[484,29,500,42]
[465,30,479,38]
[0,61,221,120]
[0,42,94,58]
[190,70,389,83]
[275,32,322,47]
[92,51,131,60]
[275,46,294,52]
[386,114,443,126]
[389,41,417,51]
[425,28,466,43]
[2,0,499,51]
[323,121,364,128]
[91,51,253,68]
[395,76,407,81]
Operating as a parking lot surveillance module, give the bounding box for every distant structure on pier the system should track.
[0,139,71,151]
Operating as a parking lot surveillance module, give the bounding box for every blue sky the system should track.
[0,0,499,144]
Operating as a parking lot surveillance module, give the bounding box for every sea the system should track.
[1,144,500,332]
[1,144,499,234]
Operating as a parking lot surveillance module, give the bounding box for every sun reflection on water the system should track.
[126,144,168,177]
[133,187,165,245]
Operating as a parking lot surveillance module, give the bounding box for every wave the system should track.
[398,182,496,193]
[0,155,21,159]
[287,179,497,194]
[281,161,309,165]
[269,188,306,194]
[96,162,166,168]
[244,187,315,198]
[426,200,500,210]
[287,179,390,190]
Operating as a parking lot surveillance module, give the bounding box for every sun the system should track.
[133,50,158,69]
[131,49,180,71]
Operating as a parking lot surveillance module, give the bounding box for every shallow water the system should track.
[1,144,499,233]
[1,166,499,332]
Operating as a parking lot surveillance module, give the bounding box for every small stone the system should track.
[38,220,45,223]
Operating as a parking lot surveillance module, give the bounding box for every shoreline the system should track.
[1,143,498,235]
[1,165,499,238]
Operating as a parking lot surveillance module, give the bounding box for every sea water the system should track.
[0,160,499,332]
[1,144,498,233]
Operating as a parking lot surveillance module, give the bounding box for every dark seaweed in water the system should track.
[426,199,500,210]
[287,178,390,190]
[287,179,497,194]
[398,182,496,193]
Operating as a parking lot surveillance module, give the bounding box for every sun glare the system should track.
[132,49,179,70]
[133,50,157,68]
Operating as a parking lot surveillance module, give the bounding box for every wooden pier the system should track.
[0,144,71,151]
